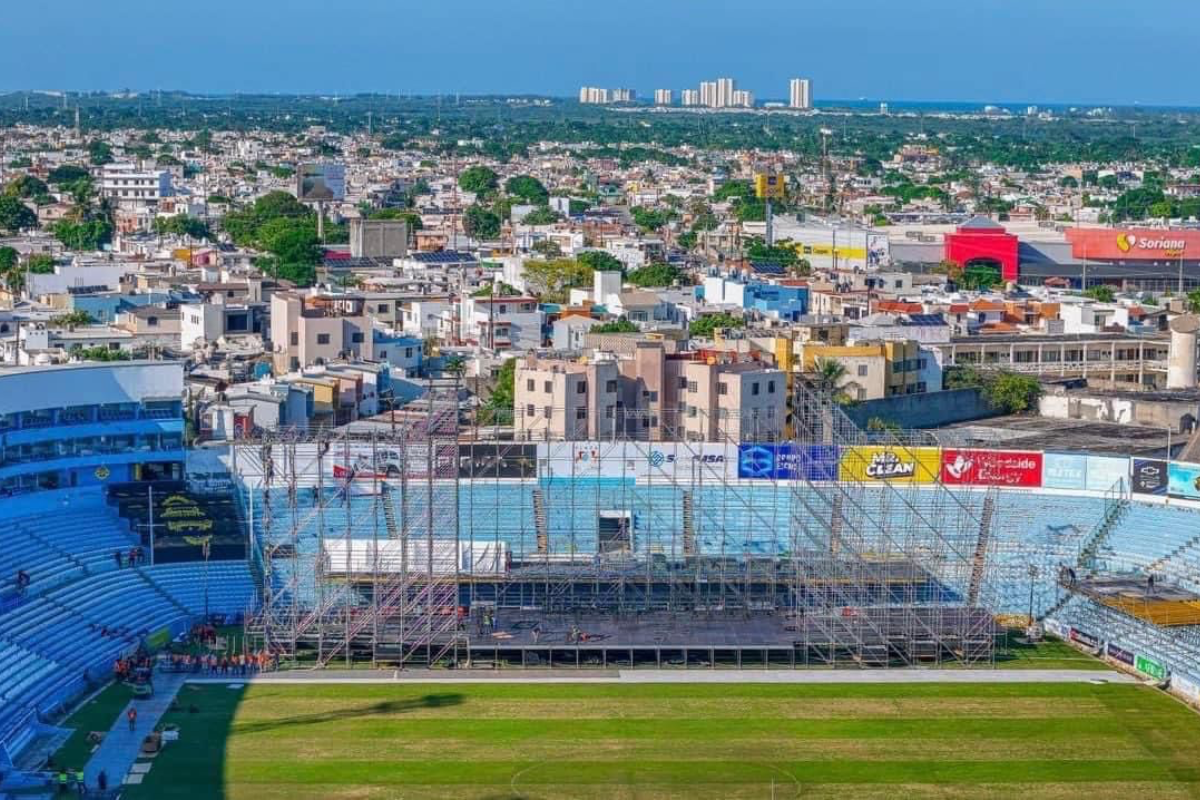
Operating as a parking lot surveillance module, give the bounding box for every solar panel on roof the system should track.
[749,262,785,275]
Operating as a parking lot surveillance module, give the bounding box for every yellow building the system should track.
[797,340,929,401]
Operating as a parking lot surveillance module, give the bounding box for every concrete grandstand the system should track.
[4,373,1200,771]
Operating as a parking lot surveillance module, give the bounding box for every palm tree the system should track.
[813,357,847,392]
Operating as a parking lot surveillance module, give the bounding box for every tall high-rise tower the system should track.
[789,78,812,110]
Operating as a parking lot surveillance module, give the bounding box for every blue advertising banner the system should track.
[1084,456,1130,493]
[738,444,838,481]
[1042,453,1088,491]
[1168,462,1200,501]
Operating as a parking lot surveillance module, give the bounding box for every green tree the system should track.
[154,215,210,239]
[984,372,1042,414]
[689,312,744,339]
[521,206,560,226]
[576,250,624,274]
[27,254,56,274]
[745,238,799,267]
[522,258,592,302]
[459,166,499,196]
[463,204,502,239]
[257,217,321,265]
[1083,285,1116,303]
[591,319,639,334]
[484,357,516,417]
[0,247,16,273]
[5,175,49,203]
[0,195,37,233]
[49,310,96,327]
[505,175,548,204]
[626,263,683,287]
[712,180,754,202]
[71,346,131,362]
[630,206,673,232]
[87,140,114,166]
[47,164,91,185]
[1185,289,1200,314]
[51,219,113,251]
[530,239,562,257]
[960,262,1003,290]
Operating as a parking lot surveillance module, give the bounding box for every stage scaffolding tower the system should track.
[232,383,1007,669]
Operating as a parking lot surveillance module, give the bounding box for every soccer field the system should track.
[123,681,1200,799]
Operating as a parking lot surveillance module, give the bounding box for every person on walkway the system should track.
[97,769,108,792]
[74,768,85,796]
[127,706,138,732]
[114,550,123,569]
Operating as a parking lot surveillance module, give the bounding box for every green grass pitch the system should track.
[115,681,1200,799]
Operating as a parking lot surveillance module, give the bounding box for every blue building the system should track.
[0,361,186,494]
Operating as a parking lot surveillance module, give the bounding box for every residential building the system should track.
[789,78,812,110]
[680,355,785,442]
[99,163,174,209]
[514,355,620,440]
[458,294,543,351]
[654,89,673,106]
[270,292,374,373]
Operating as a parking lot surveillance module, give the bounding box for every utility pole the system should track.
[137,484,166,567]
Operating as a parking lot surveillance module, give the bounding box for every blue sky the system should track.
[3,0,1198,106]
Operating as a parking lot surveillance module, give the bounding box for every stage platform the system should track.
[378,608,997,668]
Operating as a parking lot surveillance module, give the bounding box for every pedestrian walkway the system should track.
[185,667,1136,685]
[83,672,187,790]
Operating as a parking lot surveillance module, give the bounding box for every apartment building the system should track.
[788,78,812,110]
[270,292,374,373]
[459,294,543,351]
[514,355,620,440]
[680,356,785,442]
[99,163,174,209]
[798,339,940,401]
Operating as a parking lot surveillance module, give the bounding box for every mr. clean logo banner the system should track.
[941,449,1043,488]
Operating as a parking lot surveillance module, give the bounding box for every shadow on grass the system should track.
[231,692,464,735]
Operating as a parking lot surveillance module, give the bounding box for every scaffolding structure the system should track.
[234,385,1015,668]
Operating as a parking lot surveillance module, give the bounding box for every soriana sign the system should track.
[941,449,1043,488]
[1066,227,1200,261]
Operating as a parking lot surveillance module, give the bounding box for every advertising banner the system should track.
[459,443,537,480]
[738,444,839,481]
[1066,227,1200,261]
[1131,459,1169,496]
[1084,456,1129,493]
[1106,643,1135,667]
[1168,462,1200,501]
[297,163,346,202]
[1042,453,1088,491]
[1043,618,1070,640]
[642,443,736,482]
[839,446,940,484]
[1135,653,1168,681]
[941,449,1042,488]
[538,442,631,480]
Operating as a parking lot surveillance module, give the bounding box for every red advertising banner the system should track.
[1066,227,1200,261]
[941,449,1043,488]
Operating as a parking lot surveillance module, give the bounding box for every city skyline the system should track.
[3,0,1200,106]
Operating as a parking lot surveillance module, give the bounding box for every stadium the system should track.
[2,361,1200,798]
